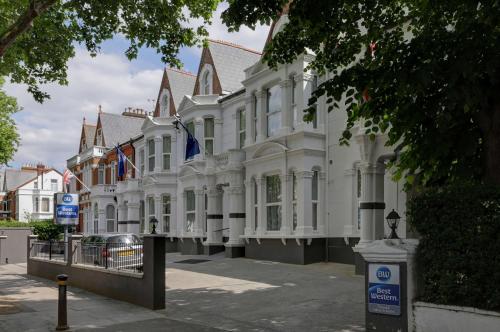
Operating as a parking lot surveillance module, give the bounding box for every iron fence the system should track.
[73,241,143,273]
[30,241,66,262]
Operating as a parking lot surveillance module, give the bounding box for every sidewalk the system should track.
[0,263,220,331]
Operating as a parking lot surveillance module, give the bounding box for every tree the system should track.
[0,0,221,102]
[0,77,20,166]
[222,1,500,186]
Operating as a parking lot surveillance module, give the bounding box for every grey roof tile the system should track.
[3,169,37,191]
[166,68,197,110]
[83,124,96,147]
[208,40,262,93]
[99,112,144,147]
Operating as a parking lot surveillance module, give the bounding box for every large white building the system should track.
[67,18,408,270]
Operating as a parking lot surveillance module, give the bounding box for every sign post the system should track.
[54,193,79,261]
[368,264,401,316]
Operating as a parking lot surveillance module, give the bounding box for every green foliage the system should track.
[408,184,500,311]
[0,0,221,102]
[31,221,63,241]
[223,1,500,187]
[0,220,32,227]
[0,76,20,166]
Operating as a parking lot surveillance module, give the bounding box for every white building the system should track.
[0,164,63,222]
[68,20,408,270]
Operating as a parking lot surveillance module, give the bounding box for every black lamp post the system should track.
[150,217,158,234]
[386,209,401,239]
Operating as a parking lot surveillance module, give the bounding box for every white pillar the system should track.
[154,195,162,233]
[127,202,140,234]
[194,188,205,237]
[214,118,223,155]
[244,95,254,146]
[205,177,223,245]
[256,90,267,142]
[98,208,106,234]
[280,173,292,235]
[170,134,177,173]
[317,171,326,234]
[153,135,162,173]
[244,179,254,235]
[170,195,178,237]
[194,118,203,160]
[256,177,266,235]
[279,79,292,135]
[296,171,314,236]
[117,203,127,233]
[226,185,245,246]
[180,191,186,237]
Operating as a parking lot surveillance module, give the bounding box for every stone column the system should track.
[255,177,266,235]
[154,135,162,173]
[127,202,140,234]
[194,188,205,237]
[214,118,223,155]
[256,90,267,142]
[279,79,292,135]
[244,179,254,235]
[280,173,292,235]
[244,95,254,146]
[225,185,245,257]
[295,171,314,236]
[204,177,224,255]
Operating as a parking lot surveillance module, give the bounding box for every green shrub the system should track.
[31,221,64,241]
[408,184,500,311]
[0,220,31,227]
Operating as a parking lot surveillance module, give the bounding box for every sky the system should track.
[4,3,269,171]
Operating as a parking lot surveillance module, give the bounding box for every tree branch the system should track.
[0,0,57,57]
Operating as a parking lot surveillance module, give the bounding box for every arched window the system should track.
[160,90,170,117]
[106,205,115,232]
[200,65,213,95]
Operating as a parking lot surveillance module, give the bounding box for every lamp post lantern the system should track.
[150,217,158,234]
[386,209,401,239]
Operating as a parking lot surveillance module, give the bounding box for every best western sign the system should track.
[54,193,79,225]
[368,264,401,316]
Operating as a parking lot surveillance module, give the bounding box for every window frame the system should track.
[147,196,155,230]
[162,195,171,233]
[253,178,258,231]
[160,90,170,117]
[202,70,211,95]
[265,174,282,231]
[266,85,282,137]
[204,117,214,156]
[98,164,105,185]
[51,179,58,192]
[162,136,171,171]
[106,205,115,232]
[110,161,116,185]
[185,190,195,232]
[41,197,50,212]
[148,138,155,172]
[238,109,246,149]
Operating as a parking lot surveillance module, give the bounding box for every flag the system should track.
[116,146,126,177]
[63,169,74,193]
[185,131,200,160]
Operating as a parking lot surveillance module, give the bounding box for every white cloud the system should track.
[5,49,162,171]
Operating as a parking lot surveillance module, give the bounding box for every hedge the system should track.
[408,184,500,311]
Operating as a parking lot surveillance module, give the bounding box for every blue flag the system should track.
[176,120,200,160]
[116,146,126,177]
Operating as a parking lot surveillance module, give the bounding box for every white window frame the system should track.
[98,164,105,185]
[148,139,155,172]
[291,75,298,129]
[106,205,115,232]
[162,195,171,233]
[266,85,282,137]
[201,66,212,95]
[265,174,281,231]
[140,200,145,233]
[33,181,38,189]
[204,117,214,156]
[147,196,155,232]
[162,136,171,171]
[50,179,58,192]
[185,190,195,232]
[311,74,318,129]
[110,161,116,185]
[238,109,246,149]
[41,197,50,212]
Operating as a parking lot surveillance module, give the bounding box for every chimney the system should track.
[122,107,148,118]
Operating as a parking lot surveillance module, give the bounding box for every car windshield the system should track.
[107,235,141,244]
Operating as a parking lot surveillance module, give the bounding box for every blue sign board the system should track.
[54,193,79,225]
[368,263,401,316]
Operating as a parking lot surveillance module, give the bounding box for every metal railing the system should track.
[30,241,67,262]
[73,241,143,273]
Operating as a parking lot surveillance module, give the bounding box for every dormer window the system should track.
[96,128,102,146]
[200,64,213,95]
[160,89,170,117]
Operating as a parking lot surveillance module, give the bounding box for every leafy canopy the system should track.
[0,77,20,166]
[0,0,221,102]
[223,0,500,187]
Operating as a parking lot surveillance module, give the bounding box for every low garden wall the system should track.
[27,234,166,310]
[0,227,32,264]
[414,302,500,332]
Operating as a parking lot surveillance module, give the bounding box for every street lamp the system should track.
[386,209,401,239]
[150,217,158,234]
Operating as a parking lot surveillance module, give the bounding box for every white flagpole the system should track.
[110,145,141,174]
[67,169,91,192]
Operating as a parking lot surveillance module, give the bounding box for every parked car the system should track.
[78,233,143,271]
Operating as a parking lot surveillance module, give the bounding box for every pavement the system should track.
[0,253,365,331]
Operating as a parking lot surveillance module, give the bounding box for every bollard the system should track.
[56,274,69,331]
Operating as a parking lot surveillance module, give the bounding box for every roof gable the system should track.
[79,122,96,153]
[154,68,196,117]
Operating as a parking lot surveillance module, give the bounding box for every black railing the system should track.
[31,241,66,262]
[73,241,143,273]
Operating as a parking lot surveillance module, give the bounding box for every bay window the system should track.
[266,175,281,231]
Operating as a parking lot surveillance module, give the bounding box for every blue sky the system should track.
[5,4,268,171]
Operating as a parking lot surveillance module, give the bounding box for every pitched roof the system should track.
[166,68,196,110]
[2,169,37,192]
[207,40,262,93]
[99,112,144,147]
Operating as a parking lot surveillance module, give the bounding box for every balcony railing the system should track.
[91,184,117,196]
[80,146,106,162]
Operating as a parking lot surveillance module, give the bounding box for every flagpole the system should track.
[112,145,140,174]
[67,169,91,192]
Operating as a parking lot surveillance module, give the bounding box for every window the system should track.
[140,200,145,233]
[202,70,211,95]
[148,139,155,172]
[147,197,155,232]
[185,190,195,232]
[266,175,281,231]
[238,109,246,149]
[34,197,39,212]
[162,195,171,233]
[139,148,145,176]
[160,90,169,117]
[96,128,102,146]
[106,205,115,232]
[312,170,319,230]
[162,136,171,170]
[204,118,214,156]
[266,85,282,137]
[254,178,258,231]
[42,198,50,212]
[253,94,258,140]
[98,164,104,184]
[110,161,116,185]
[292,172,298,231]
[33,181,38,189]
[93,203,99,234]
[51,179,58,192]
